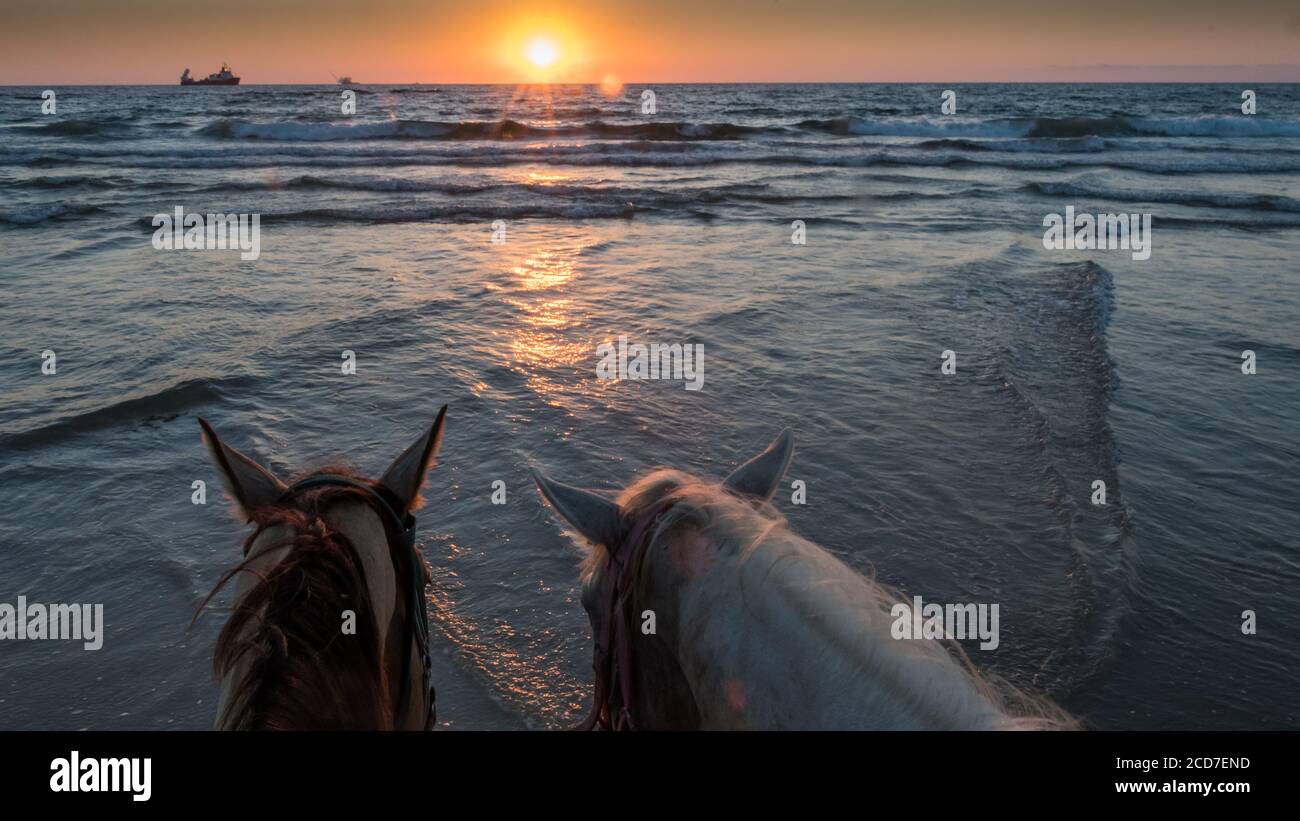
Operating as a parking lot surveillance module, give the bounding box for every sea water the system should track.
[1,83,1297,728]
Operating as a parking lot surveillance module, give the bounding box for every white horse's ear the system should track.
[723,428,795,505]
[198,418,287,519]
[531,468,625,547]
[379,404,448,513]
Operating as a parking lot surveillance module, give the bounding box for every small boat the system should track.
[337,76,358,85]
[181,63,240,86]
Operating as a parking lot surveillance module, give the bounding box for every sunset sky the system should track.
[2,0,1299,84]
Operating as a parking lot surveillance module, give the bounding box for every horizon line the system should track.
[6,79,1300,87]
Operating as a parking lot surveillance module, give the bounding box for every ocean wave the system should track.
[198,117,776,142]
[1028,114,1300,139]
[807,116,1025,138]
[200,174,504,193]
[15,112,1300,151]
[7,117,139,138]
[808,114,1300,140]
[133,201,641,227]
[1127,115,1300,138]
[981,258,1132,690]
[916,136,1109,153]
[2,174,135,190]
[1027,181,1300,212]
[56,148,1300,174]
[124,196,864,227]
[0,202,105,226]
[548,106,609,118]
[31,119,116,137]
[1146,214,1300,231]
[195,174,855,205]
[0,375,255,451]
[801,152,1300,175]
[13,136,1300,176]
[1025,116,1139,138]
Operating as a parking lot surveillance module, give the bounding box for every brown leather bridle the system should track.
[576,498,677,731]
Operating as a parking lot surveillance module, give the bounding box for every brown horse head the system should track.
[197,407,446,730]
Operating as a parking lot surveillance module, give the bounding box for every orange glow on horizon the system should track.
[2,0,1299,84]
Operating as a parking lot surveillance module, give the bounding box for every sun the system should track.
[500,22,583,81]
[525,38,559,69]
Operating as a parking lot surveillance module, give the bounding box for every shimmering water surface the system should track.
[1,84,1298,729]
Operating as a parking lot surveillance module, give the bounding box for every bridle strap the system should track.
[275,474,434,730]
[576,498,677,731]
[279,475,411,541]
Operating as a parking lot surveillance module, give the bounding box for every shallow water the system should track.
[1,83,1297,729]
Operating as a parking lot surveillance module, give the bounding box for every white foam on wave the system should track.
[1127,115,1300,138]
[844,114,1300,140]
[205,119,454,141]
[845,117,1026,138]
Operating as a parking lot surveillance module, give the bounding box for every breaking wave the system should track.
[196,174,855,204]
[0,202,105,226]
[825,114,1300,139]
[198,117,775,141]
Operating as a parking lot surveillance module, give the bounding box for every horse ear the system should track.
[723,428,795,505]
[531,468,625,547]
[198,418,287,519]
[379,405,448,514]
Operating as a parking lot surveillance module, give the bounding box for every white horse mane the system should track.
[582,469,1075,730]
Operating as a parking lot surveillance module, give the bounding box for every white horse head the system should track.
[534,429,1074,730]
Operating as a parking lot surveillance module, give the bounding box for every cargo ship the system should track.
[180,63,240,86]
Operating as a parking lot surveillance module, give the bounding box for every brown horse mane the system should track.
[196,465,404,730]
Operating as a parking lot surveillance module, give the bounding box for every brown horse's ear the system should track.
[378,405,448,514]
[198,418,287,520]
[723,428,794,505]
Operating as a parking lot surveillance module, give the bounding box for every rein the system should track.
[577,497,677,731]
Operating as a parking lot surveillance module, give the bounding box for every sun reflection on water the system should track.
[510,248,576,290]
[496,242,598,406]
[521,171,572,187]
